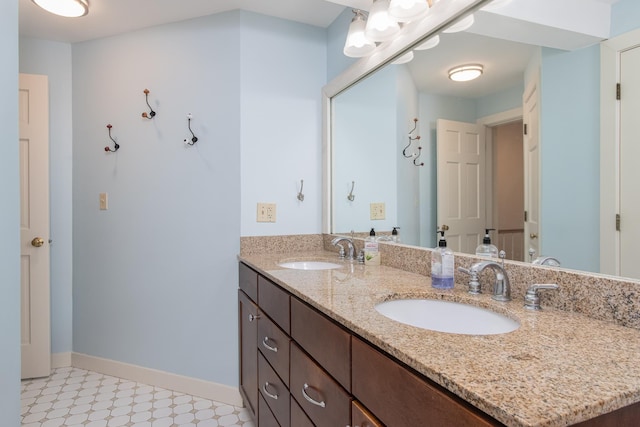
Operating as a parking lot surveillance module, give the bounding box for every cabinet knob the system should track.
[248,313,260,322]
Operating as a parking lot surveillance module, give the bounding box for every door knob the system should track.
[529,233,538,239]
[31,237,45,247]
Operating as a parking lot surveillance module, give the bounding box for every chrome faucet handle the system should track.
[458,267,481,295]
[524,284,559,310]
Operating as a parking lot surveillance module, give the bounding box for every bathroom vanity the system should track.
[237,244,640,427]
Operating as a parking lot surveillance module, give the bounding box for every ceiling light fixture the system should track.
[343,10,376,58]
[365,0,401,42]
[31,0,88,18]
[388,0,428,23]
[448,64,483,82]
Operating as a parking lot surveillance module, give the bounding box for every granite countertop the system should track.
[239,250,640,427]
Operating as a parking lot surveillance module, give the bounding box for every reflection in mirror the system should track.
[330,0,637,278]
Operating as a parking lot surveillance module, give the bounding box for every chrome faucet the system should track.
[467,259,511,302]
[532,256,561,267]
[331,236,356,260]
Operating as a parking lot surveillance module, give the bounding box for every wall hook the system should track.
[141,89,156,119]
[183,113,198,145]
[104,124,120,152]
[297,180,304,201]
[413,146,424,167]
[347,181,355,201]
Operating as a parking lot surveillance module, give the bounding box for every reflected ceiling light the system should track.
[391,50,414,64]
[32,0,88,17]
[443,13,474,33]
[414,34,440,50]
[343,10,376,58]
[388,0,428,23]
[448,64,483,82]
[365,0,401,42]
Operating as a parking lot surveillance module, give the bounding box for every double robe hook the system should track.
[141,89,156,119]
[104,124,120,152]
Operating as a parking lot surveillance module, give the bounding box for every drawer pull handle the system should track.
[262,382,279,400]
[302,383,326,408]
[248,313,260,322]
[262,336,278,353]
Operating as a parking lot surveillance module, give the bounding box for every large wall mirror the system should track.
[326,0,640,280]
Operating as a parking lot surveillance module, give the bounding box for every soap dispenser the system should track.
[431,228,454,289]
[391,227,400,243]
[475,228,498,258]
[364,228,380,265]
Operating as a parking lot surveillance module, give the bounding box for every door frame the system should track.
[600,28,640,276]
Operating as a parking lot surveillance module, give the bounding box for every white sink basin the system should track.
[278,261,342,270]
[375,299,519,335]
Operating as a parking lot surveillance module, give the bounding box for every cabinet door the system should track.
[291,395,314,427]
[239,263,258,302]
[258,313,290,386]
[352,337,501,427]
[238,290,258,419]
[258,393,280,427]
[259,353,290,427]
[352,400,383,427]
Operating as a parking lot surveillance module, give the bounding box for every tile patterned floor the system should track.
[21,367,255,427]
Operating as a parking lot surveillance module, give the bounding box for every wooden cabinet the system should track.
[238,287,258,420]
[352,400,383,427]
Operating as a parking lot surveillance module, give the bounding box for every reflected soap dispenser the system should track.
[475,229,499,258]
[431,229,454,289]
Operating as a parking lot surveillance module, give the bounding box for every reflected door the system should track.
[523,75,540,261]
[436,119,486,253]
[620,45,640,279]
[20,73,51,379]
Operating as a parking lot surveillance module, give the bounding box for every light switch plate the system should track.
[99,193,108,210]
[257,203,276,222]
[370,202,385,220]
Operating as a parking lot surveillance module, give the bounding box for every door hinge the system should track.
[523,123,528,135]
[524,211,528,222]
[616,214,621,231]
[616,83,621,100]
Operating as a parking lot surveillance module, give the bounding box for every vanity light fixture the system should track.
[448,64,483,82]
[31,0,88,17]
[365,0,401,42]
[388,0,429,22]
[344,10,376,58]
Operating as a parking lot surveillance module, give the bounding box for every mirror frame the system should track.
[322,0,493,234]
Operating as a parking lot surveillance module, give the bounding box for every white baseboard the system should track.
[71,352,243,407]
[51,352,72,368]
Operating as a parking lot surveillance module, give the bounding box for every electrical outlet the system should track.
[257,203,276,222]
[99,193,108,210]
[370,202,385,220]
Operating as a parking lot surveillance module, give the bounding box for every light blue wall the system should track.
[0,0,20,423]
[476,84,524,119]
[72,12,242,385]
[19,38,74,355]
[240,12,326,237]
[540,46,600,271]
[611,0,640,37]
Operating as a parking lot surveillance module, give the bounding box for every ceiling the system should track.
[18,0,348,43]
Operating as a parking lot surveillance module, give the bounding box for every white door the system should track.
[436,119,486,254]
[619,46,640,279]
[523,75,540,261]
[20,73,51,379]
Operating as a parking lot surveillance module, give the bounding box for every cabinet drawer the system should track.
[239,263,258,302]
[290,297,351,390]
[290,343,351,427]
[258,393,280,427]
[258,313,290,386]
[258,353,290,427]
[352,337,501,427]
[352,400,383,427]
[258,276,290,334]
[290,395,314,427]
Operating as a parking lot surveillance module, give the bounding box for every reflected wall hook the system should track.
[347,181,355,201]
[403,118,423,166]
[183,113,198,145]
[104,124,120,152]
[141,89,156,119]
[297,180,304,201]
[413,146,424,167]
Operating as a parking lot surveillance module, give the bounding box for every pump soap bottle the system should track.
[431,229,454,289]
[364,228,380,265]
[475,228,499,258]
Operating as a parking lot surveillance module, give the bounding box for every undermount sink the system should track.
[375,299,519,335]
[278,261,342,270]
